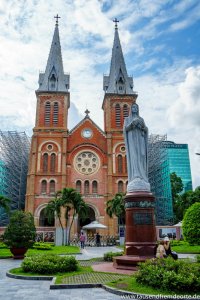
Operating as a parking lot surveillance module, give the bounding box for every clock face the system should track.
[82,128,92,138]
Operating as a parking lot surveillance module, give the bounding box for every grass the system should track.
[172,243,200,254]
[107,276,200,296]
[118,242,200,254]
[9,265,93,280]
[0,245,80,258]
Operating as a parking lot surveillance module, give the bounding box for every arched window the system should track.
[39,208,55,227]
[123,104,129,119]
[118,181,123,193]
[84,180,89,194]
[76,180,81,193]
[53,102,59,125]
[43,153,48,172]
[115,104,121,127]
[50,153,56,172]
[125,155,127,173]
[49,74,56,90]
[45,102,51,125]
[50,180,55,194]
[118,155,123,173]
[92,181,98,194]
[41,180,47,194]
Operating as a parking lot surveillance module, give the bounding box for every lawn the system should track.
[172,243,200,254]
[118,242,200,254]
[0,245,80,258]
[107,276,200,296]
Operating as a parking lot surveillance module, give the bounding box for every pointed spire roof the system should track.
[103,19,134,95]
[37,16,70,93]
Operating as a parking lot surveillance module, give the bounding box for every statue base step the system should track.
[113,255,154,270]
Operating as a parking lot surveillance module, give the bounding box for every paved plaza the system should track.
[0,246,196,300]
[0,247,125,300]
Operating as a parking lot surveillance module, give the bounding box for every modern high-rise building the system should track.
[148,135,173,226]
[164,141,193,192]
[0,131,30,226]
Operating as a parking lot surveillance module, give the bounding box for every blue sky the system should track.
[0,0,200,188]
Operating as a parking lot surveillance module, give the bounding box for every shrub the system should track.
[3,210,36,249]
[21,254,78,274]
[182,202,200,245]
[135,257,200,293]
[32,242,52,250]
[0,242,8,249]
[170,240,185,247]
[104,251,123,261]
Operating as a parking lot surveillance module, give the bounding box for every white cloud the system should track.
[167,66,200,189]
[0,0,199,189]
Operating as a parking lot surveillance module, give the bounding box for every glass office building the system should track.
[164,141,193,192]
[0,131,30,226]
[148,135,174,226]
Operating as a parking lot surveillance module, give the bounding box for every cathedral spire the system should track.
[103,19,134,95]
[37,16,70,93]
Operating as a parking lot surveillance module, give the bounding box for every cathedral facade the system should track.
[25,20,137,237]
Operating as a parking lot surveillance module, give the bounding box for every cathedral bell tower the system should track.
[26,16,70,224]
[102,19,138,204]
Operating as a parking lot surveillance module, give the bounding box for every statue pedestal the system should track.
[113,191,157,270]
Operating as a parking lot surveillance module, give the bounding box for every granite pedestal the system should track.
[113,191,157,270]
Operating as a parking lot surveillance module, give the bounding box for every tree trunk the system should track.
[58,216,64,245]
[68,214,75,245]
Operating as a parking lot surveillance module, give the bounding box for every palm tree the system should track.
[61,188,88,244]
[45,191,64,245]
[0,195,11,215]
[106,193,125,227]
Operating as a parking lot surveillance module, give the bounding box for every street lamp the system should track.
[196,153,200,156]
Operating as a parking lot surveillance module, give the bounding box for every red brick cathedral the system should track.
[25,19,138,238]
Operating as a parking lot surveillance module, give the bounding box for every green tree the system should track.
[170,172,184,199]
[182,202,200,245]
[3,210,36,249]
[61,188,88,244]
[0,195,11,215]
[106,193,125,226]
[45,192,64,245]
[173,187,200,222]
[170,172,184,222]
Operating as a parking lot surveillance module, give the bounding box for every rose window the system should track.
[75,152,99,175]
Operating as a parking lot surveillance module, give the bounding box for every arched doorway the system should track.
[39,208,55,227]
[79,206,95,228]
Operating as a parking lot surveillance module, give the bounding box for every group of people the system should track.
[156,236,178,260]
[79,231,101,249]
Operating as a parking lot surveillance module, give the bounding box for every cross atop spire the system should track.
[37,19,70,93]
[113,18,119,29]
[54,14,60,26]
[85,109,90,117]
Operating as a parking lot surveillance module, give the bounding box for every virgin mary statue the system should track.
[123,103,150,192]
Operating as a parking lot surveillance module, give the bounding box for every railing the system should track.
[69,235,119,247]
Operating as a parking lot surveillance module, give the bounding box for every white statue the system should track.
[123,103,150,192]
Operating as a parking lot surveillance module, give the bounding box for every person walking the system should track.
[80,231,86,249]
[95,232,101,247]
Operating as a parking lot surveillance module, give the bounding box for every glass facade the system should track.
[148,135,173,226]
[164,142,193,193]
[0,131,30,226]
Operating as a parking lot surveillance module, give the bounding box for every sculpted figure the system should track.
[123,103,150,192]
